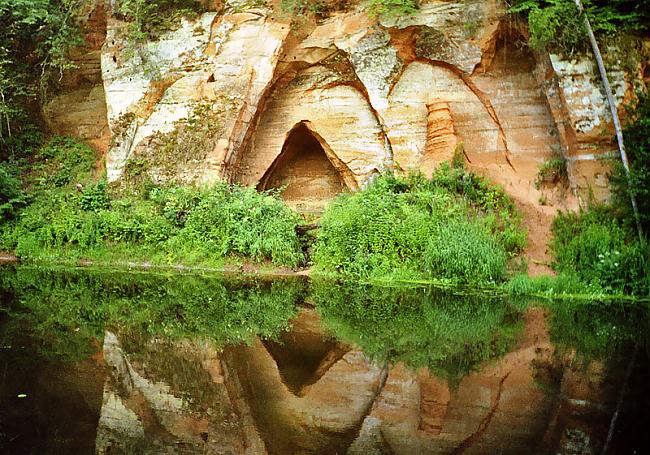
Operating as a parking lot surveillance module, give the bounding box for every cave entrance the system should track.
[258,122,349,214]
[487,24,535,74]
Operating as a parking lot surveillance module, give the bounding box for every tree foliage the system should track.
[610,92,650,235]
[115,0,205,41]
[509,0,650,53]
[0,0,82,151]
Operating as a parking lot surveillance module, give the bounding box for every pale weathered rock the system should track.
[538,52,632,201]
[41,0,647,211]
[237,66,392,189]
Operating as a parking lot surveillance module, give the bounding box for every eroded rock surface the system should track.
[40,1,648,248]
[84,0,644,198]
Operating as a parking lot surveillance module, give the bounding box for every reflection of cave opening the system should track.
[263,309,348,396]
[258,123,347,213]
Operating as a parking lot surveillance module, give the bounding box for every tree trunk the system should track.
[572,0,644,241]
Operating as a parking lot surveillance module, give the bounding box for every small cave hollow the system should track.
[258,123,348,214]
[487,26,536,74]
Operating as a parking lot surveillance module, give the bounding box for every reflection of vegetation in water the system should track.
[313,282,526,381]
[0,266,304,361]
[545,298,650,361]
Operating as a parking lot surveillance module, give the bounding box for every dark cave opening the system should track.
[258,123,347,213]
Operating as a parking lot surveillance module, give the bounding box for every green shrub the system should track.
[178,184,304,266]
[0,162,26,219]
[80,181,110,212]
[33,136,96,189]
[509,0,650,54]
[0,1,82,149]
[550,207,649,295]
[610,92,650,234]
[313,167,524,284]
[1,136,304,267]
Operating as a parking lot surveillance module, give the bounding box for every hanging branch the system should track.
[572,0,644,242]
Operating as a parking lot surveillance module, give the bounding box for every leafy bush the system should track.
[0,1,83,153]
[0,162,26,219]
[550,207,649,295]
[0,136,304,267]
[80,181,110,212]
[610,92,650,234]
[177,184,304,266]
[509,0,650,54]
[34,136,96,188]
[313,166,525,284]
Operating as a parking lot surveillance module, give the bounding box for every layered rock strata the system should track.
[44,1,646,208]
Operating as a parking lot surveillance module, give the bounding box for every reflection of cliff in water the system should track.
[0,267,648,454]
[93,307,629,455]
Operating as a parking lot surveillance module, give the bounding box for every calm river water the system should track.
[0,266,648,454]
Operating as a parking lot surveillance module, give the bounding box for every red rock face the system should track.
[43,1,110,154]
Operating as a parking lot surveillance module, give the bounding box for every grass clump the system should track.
[367,0,419,18]
[535,157,568,188]
[424,219,507,284]
[0,136,303,268]
[313,164,526,285]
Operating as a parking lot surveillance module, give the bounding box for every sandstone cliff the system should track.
[43,0,648,264]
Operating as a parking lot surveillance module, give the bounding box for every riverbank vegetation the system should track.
[313,162,526,285]
[508,93,650,298]
[0,137,303,268]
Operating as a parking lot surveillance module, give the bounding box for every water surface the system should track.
[0,266,648,454]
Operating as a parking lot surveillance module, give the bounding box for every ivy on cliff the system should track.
[115,0,205,41]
